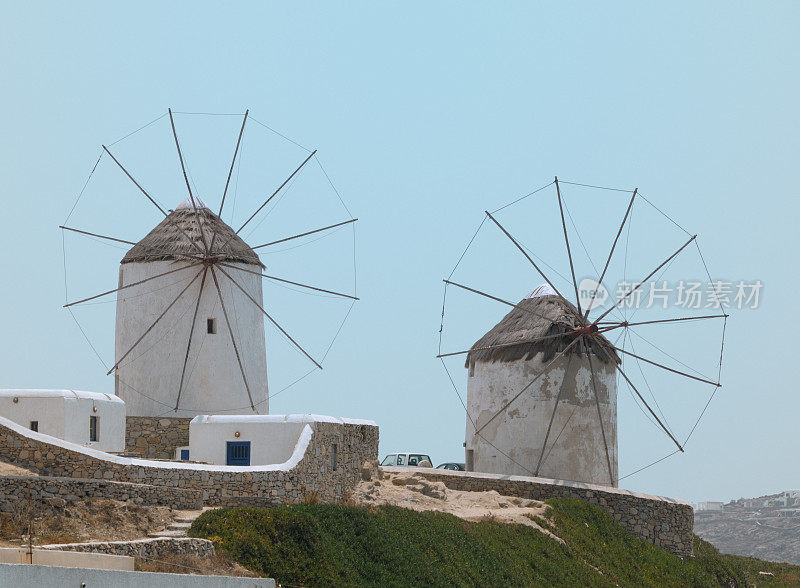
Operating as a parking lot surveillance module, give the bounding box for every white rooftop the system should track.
[190,414,376,426]
[176,196,209,210]
[526,284,558,298]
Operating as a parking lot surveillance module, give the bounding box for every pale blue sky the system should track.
[1,2,798,502]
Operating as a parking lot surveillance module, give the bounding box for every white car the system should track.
[381,452,433,467]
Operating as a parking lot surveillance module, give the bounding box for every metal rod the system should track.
[585,189,637,318]
[210,109,249,254]
[484,210,570,307]
[64,262,203,307]
[436,332,570,359]
[210,267,256,411]
[107,269,204,375]
[216,265,323,370]
[174,267,208,411]
[616,362,684,452]
[593,234,697,324]
[102,144,205,255]
[474,337,581,436]
[251,218,357,250]
[59,226,136,246]
[168,108,209,254]
[583,338,616,486]
[613,345,720,386]
[443,279,562,324]
[554,177,583,316]
[534,352,574,476]
[601,314,728,330]
[218,262,359,300]
[236,149,317,235]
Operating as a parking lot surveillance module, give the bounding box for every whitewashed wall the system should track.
[115,261,268,418]
[0,390,125,452]
[465,352,618,487]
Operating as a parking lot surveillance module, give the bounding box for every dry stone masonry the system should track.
[41,537,214,560]
[125,416,191,459]
[386,466,694,558]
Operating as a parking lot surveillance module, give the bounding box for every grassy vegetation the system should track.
[190,498,800,587]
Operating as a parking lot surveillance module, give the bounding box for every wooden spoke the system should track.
[236,149,317,235]
[436,333,571,359]
[534,352,575,477]
[210,109,249,254]
[174,267,209,412]
[474,337,581,436]
[216,265,323,370]
[600,314,728,330]
[102,144,205,255]
[583,338,616,486]
[59,226,136,246]
[251,218,357,250]
[168,108,209,254]
[584,189,637,318]
[593,234,697,324]
[443,279,564,324]
[613,345,720,387]
[615,362,684,452]
[106,269,204,375]
[554,177,583,316]
[209,267,256,411]
[64,262,203,308]
[484,210,571,311]
[218,262,359,300]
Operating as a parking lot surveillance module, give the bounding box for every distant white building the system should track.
[694,501,724,512]
[0,390,125,452]
[188,414,375,466]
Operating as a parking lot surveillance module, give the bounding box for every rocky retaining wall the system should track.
[125,417,191,459]
[0,475,202,510]
[41,537,214,560]
[385,466,693,558]
[0,416,378,506]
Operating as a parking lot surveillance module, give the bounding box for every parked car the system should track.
[381,453,433,467]
[436,462,466,471]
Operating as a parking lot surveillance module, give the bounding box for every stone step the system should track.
[148,529,188,538]
[167,522,192,530]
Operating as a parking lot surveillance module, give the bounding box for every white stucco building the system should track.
[188,414,375,466]
[464,287,619,487]
[115,198,268,418]
[0,389,125,452]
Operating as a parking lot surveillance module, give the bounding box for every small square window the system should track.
[29,421,38,432]
[89,415,99,442]
[207,318,217,334]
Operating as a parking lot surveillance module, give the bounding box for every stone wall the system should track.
[0,417,378,507]
[0,475,202,511]
[385,466,693,558]
[125,417,191,459]
[41,537,214,560]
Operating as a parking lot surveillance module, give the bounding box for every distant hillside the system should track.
[190,499,800,587]
[695,491,800,565]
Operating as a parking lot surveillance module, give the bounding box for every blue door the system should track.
[226,441,251,466]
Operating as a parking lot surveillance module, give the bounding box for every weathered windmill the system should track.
[61,109,358,421]
[438,178,727,487]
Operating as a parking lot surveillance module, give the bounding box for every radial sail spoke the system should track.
[65,262,203,308]
[613,345,720,387]
[216,265,323,370]
[583,338,616,486]
[210,109,249,254]
[474,337,581,435]
[218,263,358,300]
[251,218,358,250]
[168,108,210,254]
[210,267,256,411]
[593,234,697,324]
[584,189,637,318]
[443,279,565,324]
[174,267,209,412]
[59,226,136,246]
[236,149,318,235]
[107,268,204,375]
[554,177,583,316]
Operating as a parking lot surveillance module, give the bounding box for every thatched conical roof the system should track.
[466,293,619,367]
[121,198,263,267]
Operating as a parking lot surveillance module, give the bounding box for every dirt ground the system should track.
[0,496,175,545]
[353,468,563,542]
[0,462,36,477]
